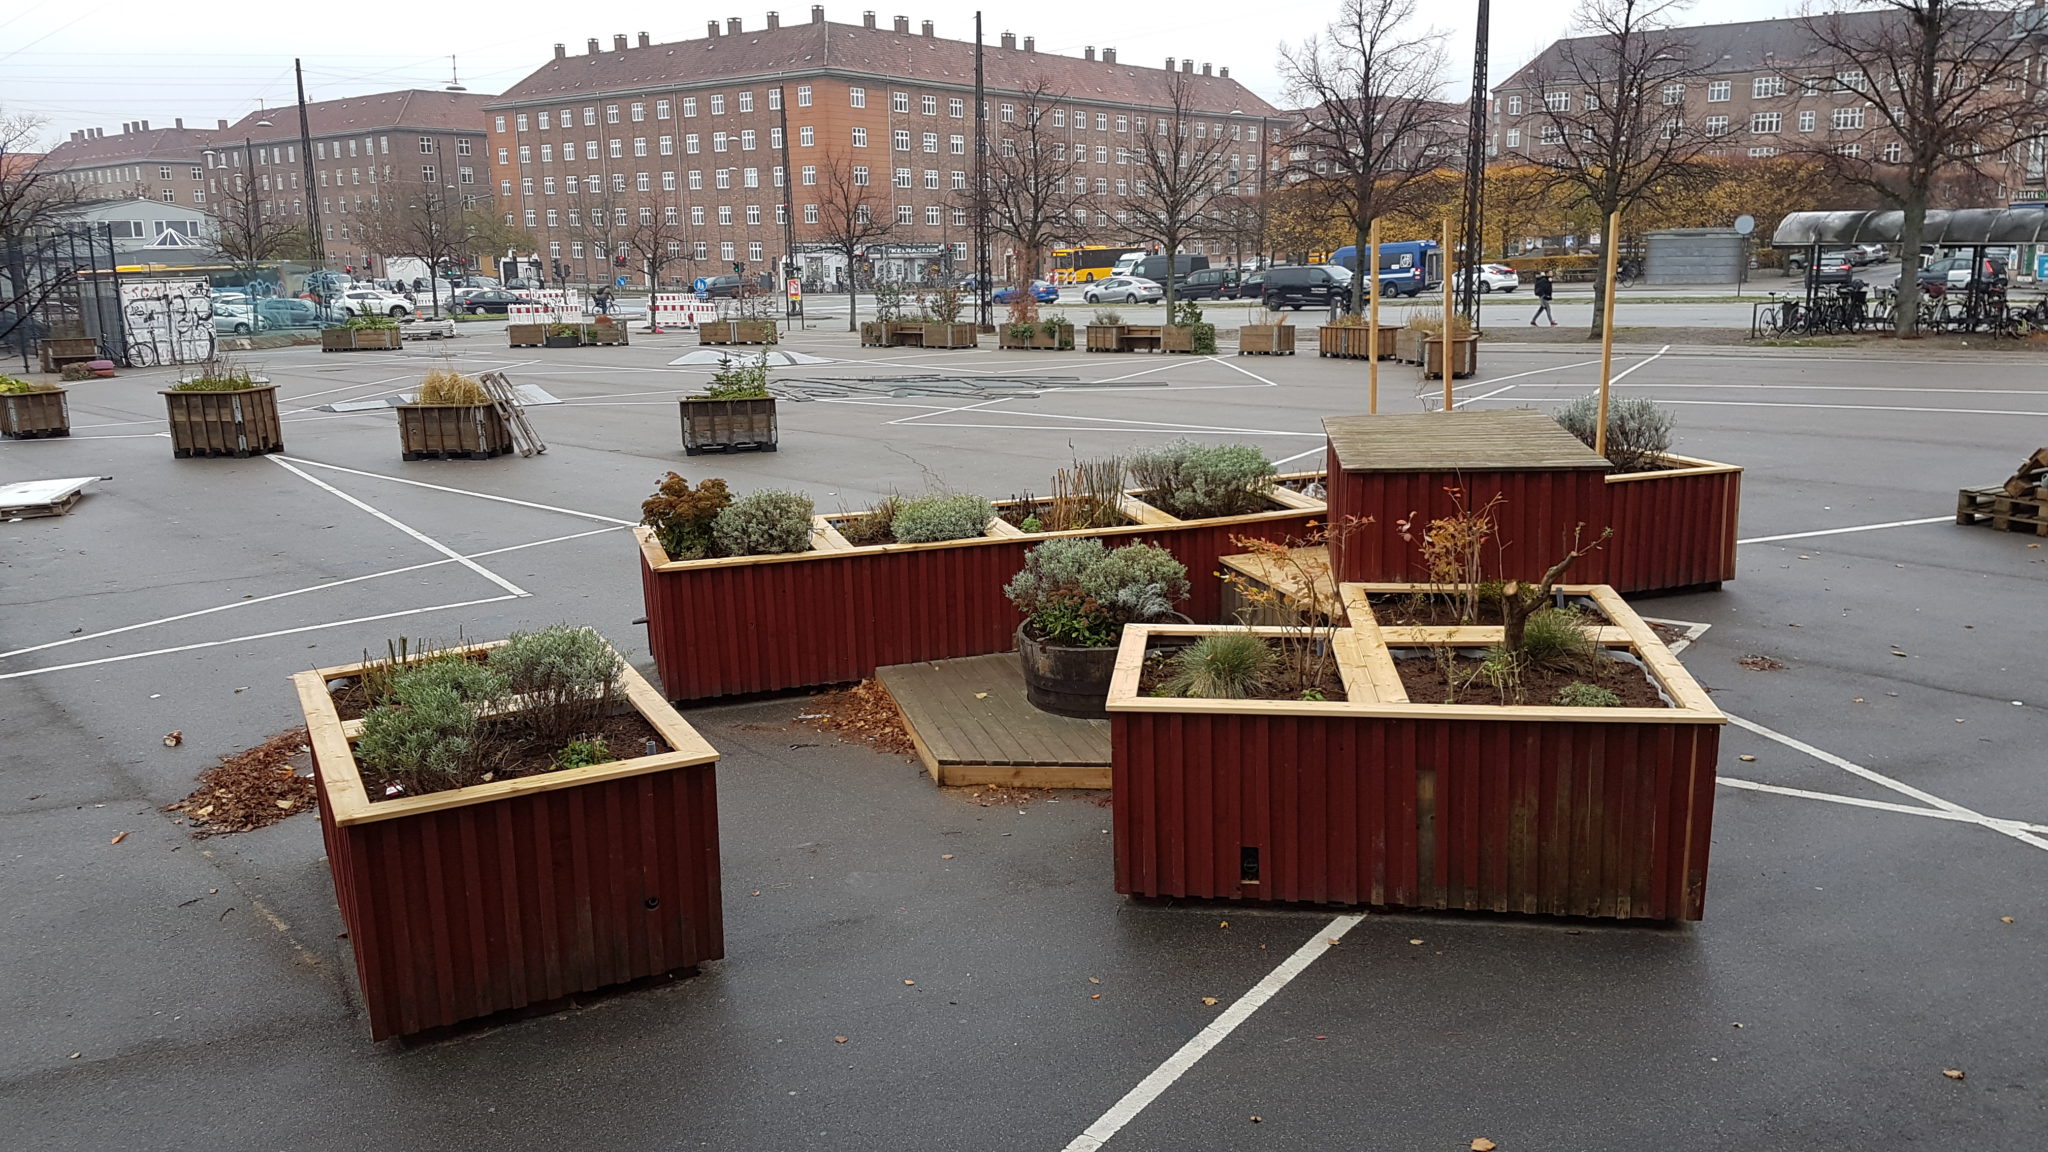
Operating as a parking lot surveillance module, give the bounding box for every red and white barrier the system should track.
[651,294,717,327]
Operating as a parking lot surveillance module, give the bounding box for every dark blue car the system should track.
[990,280,1059,304]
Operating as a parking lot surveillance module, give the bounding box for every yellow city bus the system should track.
[1051,245,1144,285]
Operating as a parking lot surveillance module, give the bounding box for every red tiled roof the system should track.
[223,89,498,145]
[493,20,1275,115]
[46,126,218,168]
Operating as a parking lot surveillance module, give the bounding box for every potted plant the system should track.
[730,294,780,345]
[1039,316,1076,349]
[0,373,69,438]
[1125,439,1278,519]
[323,314,403,352]
[161,355,282,458]
[292,625,723,1039]
[1238,315,1296,356]
[1411,308,1478,378]
[1085,309,1128,353]
[681,354,778,455]
[922,285,977,348]
[587,314,629,345]
[1160,300,1217,354]
[1005,538,1192,719]
[544,321,582,349]
[508,316,551,347]
[396,367,512,460]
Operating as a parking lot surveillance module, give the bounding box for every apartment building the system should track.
[1495,13,2046,200]
[486,9,1276,285]
[46,119,222,207]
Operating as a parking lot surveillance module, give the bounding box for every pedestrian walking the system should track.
[1531,272,1557,326]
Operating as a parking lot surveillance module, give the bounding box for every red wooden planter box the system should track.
[639,487,1326,703]
[295,645,722,1040]
[1599,454,1742,591]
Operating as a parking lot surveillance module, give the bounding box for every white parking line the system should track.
[269,457,529,597]
[1739,516,1952,545]
[1718,777,2048,836]
[1061,914,1365,1151]
[273,456,635,525]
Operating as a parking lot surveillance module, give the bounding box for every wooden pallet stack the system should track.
[1956,448,2048,535]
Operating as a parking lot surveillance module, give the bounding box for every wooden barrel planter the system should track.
[680,396,778,455]
[396,403,514,460]
[1317,324,1402,360]
[293,641,723,1041]
[999,326,1075,350]
[1239,325,1296,355]
[1085,324,1128,352]
[1161,325,1200,354]
[0,389,70,438]
[1421,334,1480,380]
[162,385,284,458]
[508,323,549,348]
[921,323,978,348]
[1108,584,1724,921]
[586,323,630,346]
[322,328,403,352]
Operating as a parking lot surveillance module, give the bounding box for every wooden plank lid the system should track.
[1322,409,1611,474]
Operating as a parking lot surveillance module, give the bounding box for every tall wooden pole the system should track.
[1441,217,1455,411]
[1367,218,1380,414]
[1596,208,1622,457]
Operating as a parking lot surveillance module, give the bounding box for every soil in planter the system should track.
[1394,652,1668,708]
[363,711,671,802]
[162,727,318,838]
[1135,639,1349,702]
[1371,593,1510,627]
[998,497,1131,532]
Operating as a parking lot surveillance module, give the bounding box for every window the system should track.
[158,164,172,180]
[745,205,761,225]
[494,115,507,133]
[922,132,938,153]
[737,92,753,113]
[802,165,816,185]
[1832,106,1864,130]
[894,129,910,151]
[744,167,759,188]
[1747,146,1778,158]
[541,145,555,163]
[1836,70,1866,92]
[191,166,202,180]
[768,88,781,110]
[1096,146,1108,163]
[1836,143,1862,158]
[950,134,965,155]
[1705,115,1729,136]
[896,205,914,225]
[852,127,868,147]
[1661,83,1685,105]
[950,170,966,190]
[422,165,437,182]
[800,126,814,147]
[892,91,910,113]
[694,241,708,258]
[949,97,964,118]
[1096,113,1108,131]
[636,172,650,191]
[686,134,701,154]
[689,170,703,189]
[498,147,509,165]
[771,127,783,149]
[923,169,939,189]
[893,167,911,188]
[1707,81,1731,102]
[850,87,866,108]
[515,114,529,132]
[691,206,705,225]
[718,206,733,225]
[713,132,728,152]
[773,166,784,187]
[804,204,818,224]
[518,145,532,164]
[852,165,869,185]
[1801,76,1824,96]
[1751,112,1782,133]
[1753,76,1785,99]
[662,171,676,190]
[1537,125,1559,145]
[657,99,671,119]
[1883,141,1903,163]
[999,103,1016,123]
[603,104,618,124]
[1507,94,1522,115]
[630,102,646,122]
[543,176,556,195]
[797,85,812,107]
[922,95,937,116]
[610,140,623,159]
[1116,115,1128,132]
[546,209,559,227]
[634,138,647,157]
[716,169,732,189]
[924,206,941,226]
[748,242,762,262]
[459,166,475,184]
[733,129,751,151]
[683,97,697,117]
[501,179,512,196]
[1798,110,1816,132]
[951,209,966,227]
[585,141,599,159]
[1544,90,1568,112]
[660,135,673,155]
[665,205,679,225]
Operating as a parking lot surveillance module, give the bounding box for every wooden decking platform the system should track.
[877,653,1111,788]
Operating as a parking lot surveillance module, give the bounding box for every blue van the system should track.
[1330,241,1439,298]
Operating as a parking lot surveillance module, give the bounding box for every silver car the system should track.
[1083,275,1164,304]
[212,303,269,336]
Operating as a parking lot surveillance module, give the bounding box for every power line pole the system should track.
[777,84,800,323]
[1456,0,1489,329]
[296,58,324,264]
[974,11,991,330]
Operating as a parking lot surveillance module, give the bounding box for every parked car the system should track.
[1851,243,1888,266]
[255,298,325,327]
[1240,270,1266,300]
[1917,254,2008,289]
[1261,264,1351,310]
[1803,250,1860,287]
[991,280,1060,304]
[212,304,268,335]
[698,273,761,299]
[1458,263,1521,293]
[335,289,413,318]
[1128,254,1210,285]
[1082,275,1164,305]
[1178,267,1243,300]
[446,287,528,315]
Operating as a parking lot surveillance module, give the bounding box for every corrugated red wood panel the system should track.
[1601,469,1741,592]
[314,758,722,1040]
[1114,712,1717,921]
[642,514,1318,702]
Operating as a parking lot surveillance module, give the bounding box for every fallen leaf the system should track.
[751,890,761,897]
[1409,939,1424,946]
[163,731,183,747]
[68,1053,80,1060]
[903,979,916,986]
[834,1036,848,1044]
[1091,993,1101,999]
[1218,920,1229,928]
[1472,1139,1498,1151]
[1732,1022,1744,1028]
[1089,977,1100,984]
[109,831,128,845]
[1942,1069,1965,1081]
[1892,650,1909,658]
[2001,916,2015,924]
[941,854,955,860]
[1738,755,1756,763]
[1853,698,1865,703]
[1250,1116,1263,1123]
[1314,1034,1327,1040]
[974,692,989,699]
[275,799,295,809]
[1201,996,1220,1006]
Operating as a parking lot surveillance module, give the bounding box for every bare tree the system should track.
[1120,71,1237,312]
[1279,0,1458,312]
[1524,0,1714,335]
[975,79,1092,290]
[1,111,91,365]
[1787,1,2046,335]
[571,180,636,290]
[359,179,490,315]
[804,153,896,330]
[209,163,311,284]
[617,209,697,327]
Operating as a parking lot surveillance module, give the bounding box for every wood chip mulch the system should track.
[801,680,918,757]
[162,728,318,838]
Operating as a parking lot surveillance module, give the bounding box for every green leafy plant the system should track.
[1554,682,1622,707]
[873,278,906,322]
[1299,687,1327,702]
[1005,538,1190,648]
[1126,439,1277,519]
[416,367,489,405]
[345,313,399,331]
[1091,309,1124,326]
[547,322,582,339]
[1520,606,1600,672]
[700,354,771,400]
[931,285,964,324]
[0,373,57,393]
[1553,394,1675,473]
[1162,632,1279,699]
[1170,299,1204,327]
[838,494,902,546]
[712,489,815,556]
[1019,515,1043,533]
[488,624,623,746]
[354,658,511,791]
[1007,322,1039,341]
[352,635,468,705]
[641,472,733,561]
[554,737,613,769]
[890,493,995,543]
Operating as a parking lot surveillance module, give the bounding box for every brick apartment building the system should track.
[46,119,222,208]
[1495,13,2048,202]
[486,8,1277,287]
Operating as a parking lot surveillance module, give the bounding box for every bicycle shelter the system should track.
[1772,208,2048,332]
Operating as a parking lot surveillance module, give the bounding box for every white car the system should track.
[335,289,413,318]
[211,303,268,335]
[1459,263,1521,293]
[1083,275,1164,304]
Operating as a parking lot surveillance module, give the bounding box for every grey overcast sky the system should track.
[3,0,1799,148]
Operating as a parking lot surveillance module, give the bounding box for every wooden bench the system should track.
[1121,324,1162,351]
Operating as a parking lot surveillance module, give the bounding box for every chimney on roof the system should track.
[1200,63,1210,76]
[1084,47,1095,61]
[141,119,151,131]
[1103,47,1115,64]
[812,4,824,23]
[923,20,934,37]
[708,20,720,35]
[120,121,130,134]
[555,42,567,58]
[1166,56,1175,71]
[1181,58,1193,73]
[1218,66,1228,78]
[727,16,742,34]
[863,10,875,28]
[217,119,228,130]
[588,37,602,53]
[638,31,651,47]
[614,34,628,51]
[893,15,908,33]
[767,12,779,30]
[70,131,81,142]
[175,117,185,128]
[1000,31,1015,49]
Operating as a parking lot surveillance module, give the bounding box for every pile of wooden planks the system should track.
[1958,450,2048,535]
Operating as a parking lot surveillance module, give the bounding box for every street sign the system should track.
[615,275,629,288]
[786,278,802,301]
[693,276,709,297]
[1734,214,1756,236]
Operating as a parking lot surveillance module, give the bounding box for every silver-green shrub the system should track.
[890,493,995,543]
[1079,541,1190,624]
[1003,537,1106,618]
[712,489,816,555]
[1126,439,1276,519]
[489,625,623,744]
[1553,394,1674,473]
[354,658,509,789]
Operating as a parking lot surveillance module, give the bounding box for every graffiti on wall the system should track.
[119,279,216,367]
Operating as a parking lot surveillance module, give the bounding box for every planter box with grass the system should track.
[1421,333,1480,379]
[700,319,779,345]
[1317,324,1401,360]
[860,321,889,347]
[162,380,283,458]
[322,326,403,352]
[999,325,1075,350]
[1238,324,1296,355]
[0,383,69,438]
[1108,582,1723,921]
[397,404,512,459]
[293,632,723,1040]
[585,323,630,346]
